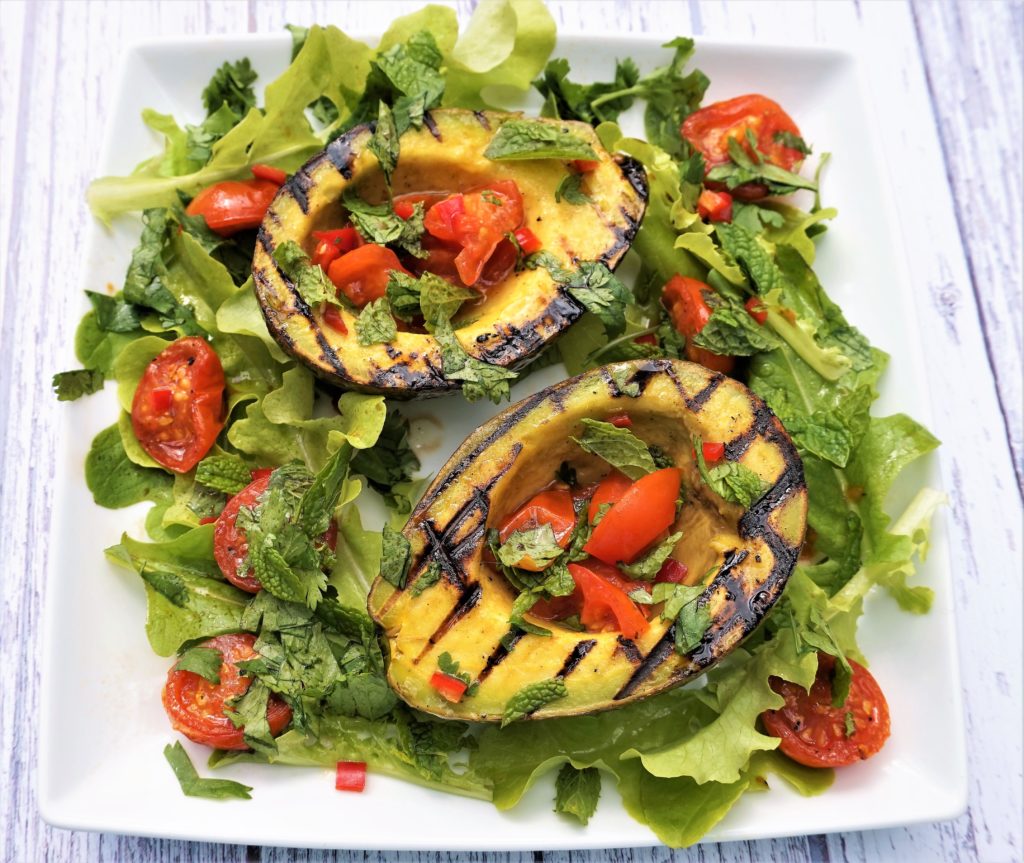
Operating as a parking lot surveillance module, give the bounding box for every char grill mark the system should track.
[684,373,724,413]
[476,629,525,684]
[724,402,775,461]
[557,640,598,679]
[615,635,643,664]
[424,111,442,141]
[325,127,363,178]
[285,169,313,214]
[614,627,677,700]
[413,582,483,664]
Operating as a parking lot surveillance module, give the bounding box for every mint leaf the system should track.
[410,562,441,597]
[533,56,640,124]
[52,368,104,401]
[272,240,339,308]
[343,190,426,259]
[380,524,412,589]
[164,741,252,800]
[385,271,423,321]
[501,678,568,726]
[368,100,399,186]
[554,764,601,825]
[652,582,710,654]
[420,272,475,327]
[195,455,252,495]
[621,532,683,580]
[497,524,565,570]
[484,118,597,162]
[226,677,277,755]
[573,418,656,480]
[555,173,591,205]
[774,130,812,155]
[693,435,768,507]
[531,257,631,338]
[693,304,781,356]
[173,646,223,684]
[433,319,517,404]
[355,297,397,345]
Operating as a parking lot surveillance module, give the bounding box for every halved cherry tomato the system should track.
[745,296,768,325]
[513,227,542,255]
[335,761,367,792]
[430,672,468,704]
[424,181,524,286]
[162,633,292,750]
[323,305,348,335]
[761,653,891,768]
[697,189,733,223]
[571,159,600,173]
[702,441,726,462]
[681,94,805,201]
[499,488,576,571]
[662,275,736,375]
[185,178,280,236]
[587,470,634,523]
[655,559,689,584]
[584,468,681,565]
[131,337,226,473]
[607,412,632,429]
[569,561,649,639]
[251,163,288,185]
[327,244,410,307]
[213,473,273,593]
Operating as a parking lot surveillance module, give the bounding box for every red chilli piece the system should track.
[149,386,174,413]
[513,227,542,255]
[655,559,689,584]
[744,296,768,325]
[696,189,733,223]
[335,761,367,792]
[571,159,600,173]
[323,305,348,336]
[430,672,469,704]
[608,413,633,428]
[251,164,288,185]
[702,442,726,462]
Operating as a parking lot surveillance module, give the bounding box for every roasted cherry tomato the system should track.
[185,178,280,236]
[745,296,768,325]
[584,468,681,565]
[327,243,410,307]
[587,470,634,523]
[761,653,891,768]
[569,560,649,639]
[424,181,524,286]
[213,473,273,592]
[499,488,576,571]
[696,189,733,223]
[662,275,736,375]
[162,633,292,750]
[130,336,226,473]
[681,94,805,200]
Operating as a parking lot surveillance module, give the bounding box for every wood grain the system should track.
[1,1,1020,861]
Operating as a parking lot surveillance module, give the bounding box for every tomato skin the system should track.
[697,189,733,223]
[213,473,272,592]
[251,163,288,185]
[430,672,468,703]
[681,94,805,179]
[745,296,768,325]
[572,159,600,173]
[702,441,726,462]
[584,468,681,565]
[131,337,226,473]
[163,633,292,750]
[662,275,736,375]
[761,653,891,768]
[185,179,280,236]
[587,470,634,523]
[327,244,410,307]
[569,560,649,639]
[499,488,576,571]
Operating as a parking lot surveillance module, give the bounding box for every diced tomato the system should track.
[335,761,367,792]
[662,275,736,374]
[327,244,410,307]
[312,227,361,252]
[571,159,600,173]
[584,468,681,565]
[702,441,726,462]
[251,163,288,185]
[312,240,342,271]
[697,189,733,223]
[654,559,689,584]
[430,672,468,704]
[569,561,649,639]
[745,296,768,325]
[499,488,576,571]
[607,413,632,429]
[323,305,348,335]
[513,227,542,255]
[185,179,279,236]
[130,337,226,473]
[587,470,634,524]
[423,195,467,241]
[393,200,417,220]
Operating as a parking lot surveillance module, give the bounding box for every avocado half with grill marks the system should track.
[367,358,808,722]
[252,109,648,398]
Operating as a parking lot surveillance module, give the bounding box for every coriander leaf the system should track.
[201,58,257,118]
[501,678,568,726]
[164,741,252,800]
[693,436,769,507]
[226,677,277,755]
[355,298,398,345]
[621,533,682,580]
[573,418,656,480]
[633,37,709,158]
[194,454,252,495]
[554,764,601,825]
[419,272,475,327]
[497,524,565,570]
[385,271,423,321]
[52,368,104,401]
[272,240,338,308]
[555,172,591,205]
[692,304,781,356]
[484,118,597,161]
[173,646,223,684]
[368,100,400,186]
[85,290,142,333]
[433,318,517,403]
[380,525,412,589]
[351,409,420,513]
[411,562,442,597]
[533,56,639,124]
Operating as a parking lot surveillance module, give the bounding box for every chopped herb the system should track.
[501,678,569,726]
[411,562,442,597]
[195,454,252,495]
[573,418,656,479]
[355,297,398,345]
[272,240,340,308]
[164,741,252,800]
[844,711,857,737]
[693,435,769,507]
[380,524,412,589]
[555,173,591,205]
[554,764,601,825]
[484,118,598,162]
[173,646,223,684]
[52,368,105,401]
[497,524,565,571]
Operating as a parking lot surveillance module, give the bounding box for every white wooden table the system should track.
[1,1,1021,860]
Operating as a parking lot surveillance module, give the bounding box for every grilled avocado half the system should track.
[367,359,808,722]
[252,109,648,398]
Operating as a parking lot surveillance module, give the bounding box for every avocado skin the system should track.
[368,359,807,722]
[252,109,649,398]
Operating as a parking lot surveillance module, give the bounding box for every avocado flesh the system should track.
[368,359,807,722]
[252,109,648,398]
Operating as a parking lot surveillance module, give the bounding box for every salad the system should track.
[55,0,944,848]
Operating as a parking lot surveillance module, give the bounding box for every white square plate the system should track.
[40,31,967,850]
